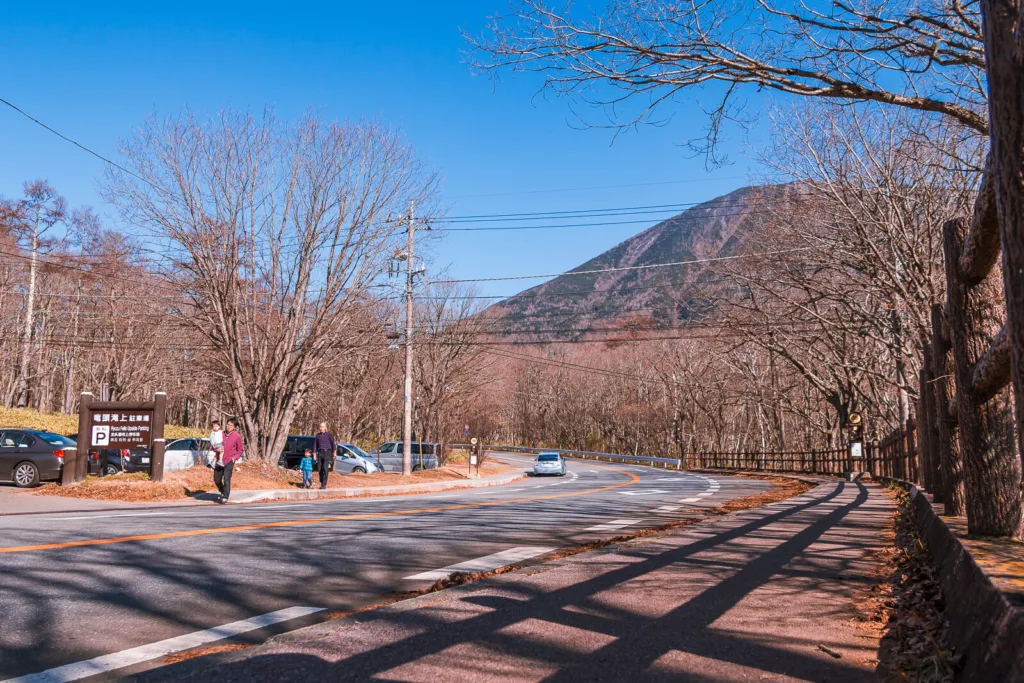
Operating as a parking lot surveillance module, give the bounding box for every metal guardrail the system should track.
[452,444,682,469]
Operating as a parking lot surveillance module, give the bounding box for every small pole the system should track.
[151,392,167,482]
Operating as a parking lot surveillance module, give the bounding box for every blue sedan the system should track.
[533,452,566,476]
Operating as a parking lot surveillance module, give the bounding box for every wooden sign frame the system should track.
[64,391,168,485]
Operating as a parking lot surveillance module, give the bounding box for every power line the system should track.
[0,96,158,192]
[448,176,746,199]
[430,247,813,284]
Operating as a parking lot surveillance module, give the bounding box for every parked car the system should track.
[164,438,214,471]
[533,452,566,477]
[370,441,440,472]
[278,437,380,474]
[335,443,380,474]
[278,435,315,470]
[91,448,151,476]
[0,429,75,487]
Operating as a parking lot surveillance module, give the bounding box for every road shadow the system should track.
[147,482,883,682]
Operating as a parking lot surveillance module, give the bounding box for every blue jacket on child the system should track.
[300,455,314,473]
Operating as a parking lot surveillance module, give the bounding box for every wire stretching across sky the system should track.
[430,247,813,284]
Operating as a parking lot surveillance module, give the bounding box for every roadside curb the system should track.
[1,471,528,517]
[227,472,528,503]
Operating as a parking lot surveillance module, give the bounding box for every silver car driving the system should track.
[533,452,566,476]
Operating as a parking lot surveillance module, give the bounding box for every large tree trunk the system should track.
[982,0,1024,537]
[944,218,1023,536]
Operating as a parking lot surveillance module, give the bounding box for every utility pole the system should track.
[402,202,415,477]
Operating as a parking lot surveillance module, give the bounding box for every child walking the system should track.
[300,449,314,489]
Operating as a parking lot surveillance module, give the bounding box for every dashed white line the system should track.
[404,546,556,581]
[51,512,173,521]
[654,506,681,513]
[2,606,324,682]
[679,497,703,504]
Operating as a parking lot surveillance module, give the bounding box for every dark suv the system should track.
[278,435,316,470]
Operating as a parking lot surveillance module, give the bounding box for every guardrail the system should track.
[453,444,682,469]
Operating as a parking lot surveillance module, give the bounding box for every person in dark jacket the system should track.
[314,422,336,489]
[215,419,244,504]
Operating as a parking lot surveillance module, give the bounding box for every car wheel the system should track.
[412,464,422,472]
[103,463,120,476]
[14,461,40,488]
[352,466,366,474]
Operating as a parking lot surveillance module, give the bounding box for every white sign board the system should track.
[470,455,478,465]
[91,425,111,447]
[850,442,863,459]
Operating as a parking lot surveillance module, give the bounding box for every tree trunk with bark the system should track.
[944,217,1022,536]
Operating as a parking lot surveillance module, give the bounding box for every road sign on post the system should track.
[73,393,168,484]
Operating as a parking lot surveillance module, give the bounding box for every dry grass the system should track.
[35,459,519,502]
[869,489,958,682]
[0,406,204,440]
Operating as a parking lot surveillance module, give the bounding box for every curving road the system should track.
[0,454,771,681]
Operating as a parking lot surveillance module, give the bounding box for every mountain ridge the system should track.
[485,184,787,339]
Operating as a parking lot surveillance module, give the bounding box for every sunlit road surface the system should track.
[0,454,768,681]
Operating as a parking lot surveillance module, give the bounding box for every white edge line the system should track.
[2,606,324,683]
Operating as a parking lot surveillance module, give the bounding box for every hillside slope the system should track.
[486,184,785,338]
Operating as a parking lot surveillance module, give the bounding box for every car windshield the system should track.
[379,443,395,453]
[344,444,368,458]
[38,432,75,446]
[537,454,559,461]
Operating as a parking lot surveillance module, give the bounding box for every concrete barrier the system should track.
[467,445,681,469]
[908,486,1024,681]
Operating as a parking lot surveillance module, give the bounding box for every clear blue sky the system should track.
[0,1,760,298]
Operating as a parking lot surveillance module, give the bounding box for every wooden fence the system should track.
[692,420,921,482]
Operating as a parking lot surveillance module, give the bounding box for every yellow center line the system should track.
[1,464,641,554]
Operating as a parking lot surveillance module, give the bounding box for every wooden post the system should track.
[150,392,168,483]
[74,392,92,483]
[919,351,938,493]
[906,419,918,484]
[944,218,1022,535]
[932,303,966,515]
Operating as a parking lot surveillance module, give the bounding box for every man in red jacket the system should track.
[216,419,244,504]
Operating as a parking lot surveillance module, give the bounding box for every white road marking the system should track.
[404,546,556,581]
[2,606,324,683]
[679,497,703,503]
[585,519,642,532]
[619,489,669,496]
[51,512,173,521]
[697,492,714,497]
[654,506,681,512]
[248,504,309,509]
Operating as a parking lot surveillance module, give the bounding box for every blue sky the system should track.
[0,1,760,298]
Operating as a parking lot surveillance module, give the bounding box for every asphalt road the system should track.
[0,454,770,681]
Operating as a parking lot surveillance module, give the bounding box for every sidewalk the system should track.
[154,479,893,682]
[0,471,526,516]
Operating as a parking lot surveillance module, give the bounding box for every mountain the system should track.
[485,184,784,339]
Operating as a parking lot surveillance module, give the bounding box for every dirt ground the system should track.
[35,459,518,503]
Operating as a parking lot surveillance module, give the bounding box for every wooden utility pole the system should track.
[402,202,415,477]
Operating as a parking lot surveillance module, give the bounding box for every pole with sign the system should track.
[70,392,168,484]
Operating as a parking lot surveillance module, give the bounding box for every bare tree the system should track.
[470,0,988,161]
[105,110,437,465]
[0,181,67,407]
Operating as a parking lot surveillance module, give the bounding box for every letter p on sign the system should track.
[92,425,110,447]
